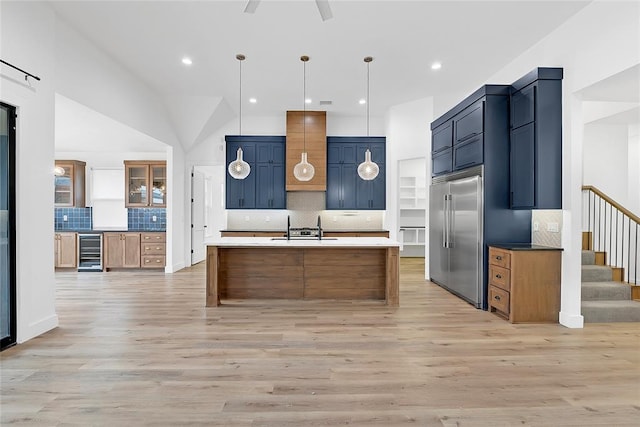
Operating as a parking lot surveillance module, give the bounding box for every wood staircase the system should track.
[581,232,640,322]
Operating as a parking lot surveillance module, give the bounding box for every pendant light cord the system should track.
[239,57,242,135]
[303,58,307,152]
[367,59,370,138]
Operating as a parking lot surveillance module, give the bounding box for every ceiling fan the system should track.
[244,0,333,21]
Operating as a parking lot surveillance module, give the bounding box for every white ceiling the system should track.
[49,0,591,120]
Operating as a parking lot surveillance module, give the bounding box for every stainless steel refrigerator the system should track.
[429,167,484,308]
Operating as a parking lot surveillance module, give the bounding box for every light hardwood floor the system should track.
[2,259,639,426]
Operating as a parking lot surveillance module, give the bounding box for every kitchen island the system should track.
[205,237,400,307]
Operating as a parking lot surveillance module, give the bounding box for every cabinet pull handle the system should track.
[494,295,501,301]
[496,274,502,279]
[156,260,161,263]
[496,256,502,260]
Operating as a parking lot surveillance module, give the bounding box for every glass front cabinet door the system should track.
[54,160,86,207]
[124,161,166,208]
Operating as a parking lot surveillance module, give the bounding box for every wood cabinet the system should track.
[286,111,326,191]
[326,137,386,210]
[54,160,86,207]
[509,68,563,209]
[140,232,166,268]
[54,232,77,268]
[488,246,561,323]
[124,161,166,208]
[225,136,285,209]
[104,232,141,269]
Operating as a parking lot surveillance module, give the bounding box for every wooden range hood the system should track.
[286,110,326,191]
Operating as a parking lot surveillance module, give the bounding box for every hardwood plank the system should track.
[1,258,638,426]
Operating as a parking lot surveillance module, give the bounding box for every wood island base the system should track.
[206,243,399,307]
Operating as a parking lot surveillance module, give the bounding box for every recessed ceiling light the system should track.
[249,98,257,104]
[431,62,442,70]
[305,98,312,104]
[182,57,193,66]
[359,99,366,105]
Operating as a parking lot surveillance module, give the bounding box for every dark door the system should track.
[1,102,16,350]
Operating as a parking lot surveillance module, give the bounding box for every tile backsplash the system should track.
[128,208,166,231]
[532,210,563,248]
[55,207,92,230]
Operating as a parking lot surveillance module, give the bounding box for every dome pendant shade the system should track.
[228,147,251,179]
[357,149,379,181]
[293,152,315,181]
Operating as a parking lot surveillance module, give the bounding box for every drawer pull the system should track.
[496,274,502,279]
[496,256,502,261]
[156,260,161,263]
[145,259,150,263]
[494,295,501,301]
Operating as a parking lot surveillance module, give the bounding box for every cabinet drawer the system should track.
[489,286,510,314]
[141,232,166,243]
[142,243,166,255]
[432,121,453,154]
[489,247,510,268]
[489,265,511,291]
[432,148,452,176]
[141,255,165,268]
[453,134,483,171]
[454,101,483,144]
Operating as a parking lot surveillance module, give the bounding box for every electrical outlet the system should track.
[265,216,270,222]
[366,216,371,222]
[152,215,157,222]
[244,216,250,222]
[332,216,337,222]
[63,215,68,221]
[534,222,539,231]
[547,222,559,232]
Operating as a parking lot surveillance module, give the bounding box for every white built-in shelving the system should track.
[398,162,427,257]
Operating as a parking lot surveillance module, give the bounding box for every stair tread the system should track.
[581,265,611,271]
[582,300,640,308]
[581,281,629,288]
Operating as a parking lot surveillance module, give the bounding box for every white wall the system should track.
[0,2,58,342]
[583,123,630,205]
[385,97,433,278]
[476,0,640,328]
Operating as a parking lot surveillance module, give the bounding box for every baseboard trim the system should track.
[18,313,59,343]
[166,262,186,274]
[559,311,584,328]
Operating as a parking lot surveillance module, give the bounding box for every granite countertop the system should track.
[491,243,563,251]
[206,236,400,248]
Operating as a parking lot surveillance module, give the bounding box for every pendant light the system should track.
[357,56,379,181]
[293,55,315,182]
[228,54,251,180]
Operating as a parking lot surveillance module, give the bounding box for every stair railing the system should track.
[582,185,639,284]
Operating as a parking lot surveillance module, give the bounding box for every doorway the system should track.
[1,102,17,350]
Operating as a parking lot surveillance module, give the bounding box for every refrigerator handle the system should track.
[447,194,454,248]
[442,194,448,248]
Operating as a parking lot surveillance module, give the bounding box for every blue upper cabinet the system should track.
[326,137,386,210]
[509,68,563,209]
[431,86,509,177]
[225,136,286,209]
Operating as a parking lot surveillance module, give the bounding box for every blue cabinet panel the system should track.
[327,137,386,210]
[454,101,483,144]
[432,148,452,176]
[225,136,285,209]
[510,123,535,209]
[453,134,483,171]
[432,121,453,153]
[511,84,535,129]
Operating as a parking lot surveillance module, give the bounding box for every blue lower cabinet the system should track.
[225,136,285,209]
[326,137,386,210]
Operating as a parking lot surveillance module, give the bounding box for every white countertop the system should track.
[205,237,400,248]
